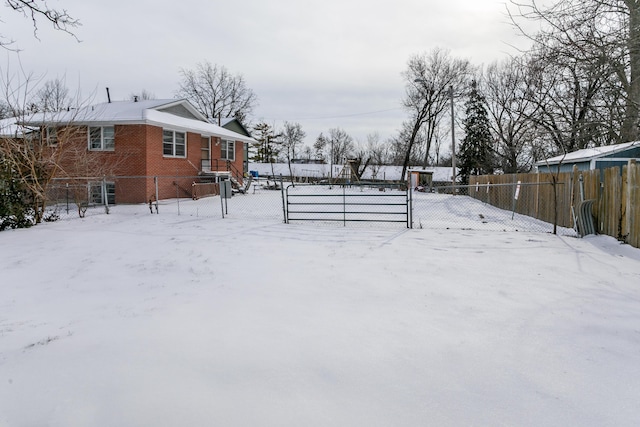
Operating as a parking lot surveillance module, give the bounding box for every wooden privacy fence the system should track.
[469,160,640,248]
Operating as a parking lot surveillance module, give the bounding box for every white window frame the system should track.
[221,139,235,161]
[88,126,115,151]
[163,129,187,158]
[201,136,211,171]
[89,181,115,205]
[46,127,58,145]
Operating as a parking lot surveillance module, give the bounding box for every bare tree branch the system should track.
[2,0,81,48]
[176,61,257,125]
[399,48,473,180]
[507,0,640,142]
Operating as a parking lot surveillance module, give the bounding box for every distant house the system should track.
[0,117,22,139]
[247,162,456,184]
[536,141,640,174]
[20,99,257,204]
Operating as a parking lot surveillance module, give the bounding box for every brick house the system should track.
[219,117,253,176]
[22,99,256,204]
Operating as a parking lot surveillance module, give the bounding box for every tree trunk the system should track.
[401,102,430,181]
[400,120,422,182]
[622,1,640,142]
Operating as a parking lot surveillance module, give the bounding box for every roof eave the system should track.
[150,99,209,122]
[536,141,640,166]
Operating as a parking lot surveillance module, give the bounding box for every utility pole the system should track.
[450,85,456,192]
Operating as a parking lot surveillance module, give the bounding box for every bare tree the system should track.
[508,0,639,142]
[0,100,10,118]
[400,48,473,180]
[521,43,622,159]
[364,132,389,180]
[32,77,70,112]
[313,129,353,165]
[281,121,306,185]
[430,126,451,166]
[2,0,80,48]
[0,69,123,225]
[300,145,314,162]
[176,61,257,125]
[129,89,156,101]
[365,132,387,165]
[0,119,82,223]
[313,133,328,163]
[334,128,355,165]
[484,58,537,172]
[387,122,413,166]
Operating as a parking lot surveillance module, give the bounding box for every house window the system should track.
[89,182,115,205]
[163,130,186,157]
[46,127,58,145]
[221,140,235,161]
[201,136,211,170]
[89,126,115,150]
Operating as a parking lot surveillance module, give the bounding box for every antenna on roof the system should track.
[106,87,111,103]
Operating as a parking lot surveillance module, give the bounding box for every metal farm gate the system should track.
[283,183,412,227]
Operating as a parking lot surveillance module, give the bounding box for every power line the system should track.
[260,107,403,122]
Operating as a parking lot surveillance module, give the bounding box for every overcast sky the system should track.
[2,0,529,148]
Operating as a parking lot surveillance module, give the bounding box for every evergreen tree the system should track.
[251,122,281,163]
[0,158,33,231]
[458,80,495,185]
[251,122,282,179]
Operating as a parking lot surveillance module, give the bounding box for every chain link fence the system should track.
[413,183,570,234]
[45,176,285,221]
[41,176,572,234]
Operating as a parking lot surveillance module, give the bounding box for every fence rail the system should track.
[284,183,411,227]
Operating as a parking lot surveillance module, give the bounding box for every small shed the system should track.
[535,141,640,174]
[409,169,434,191]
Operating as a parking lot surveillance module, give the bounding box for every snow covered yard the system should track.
[1,203,640,426]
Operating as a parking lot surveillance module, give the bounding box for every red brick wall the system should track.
[209,135,245,181]
[232,139,244,179]
[140,127,194,200]
[112,125,151,203]
[55,123,246,203]
[112,125,147,176]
